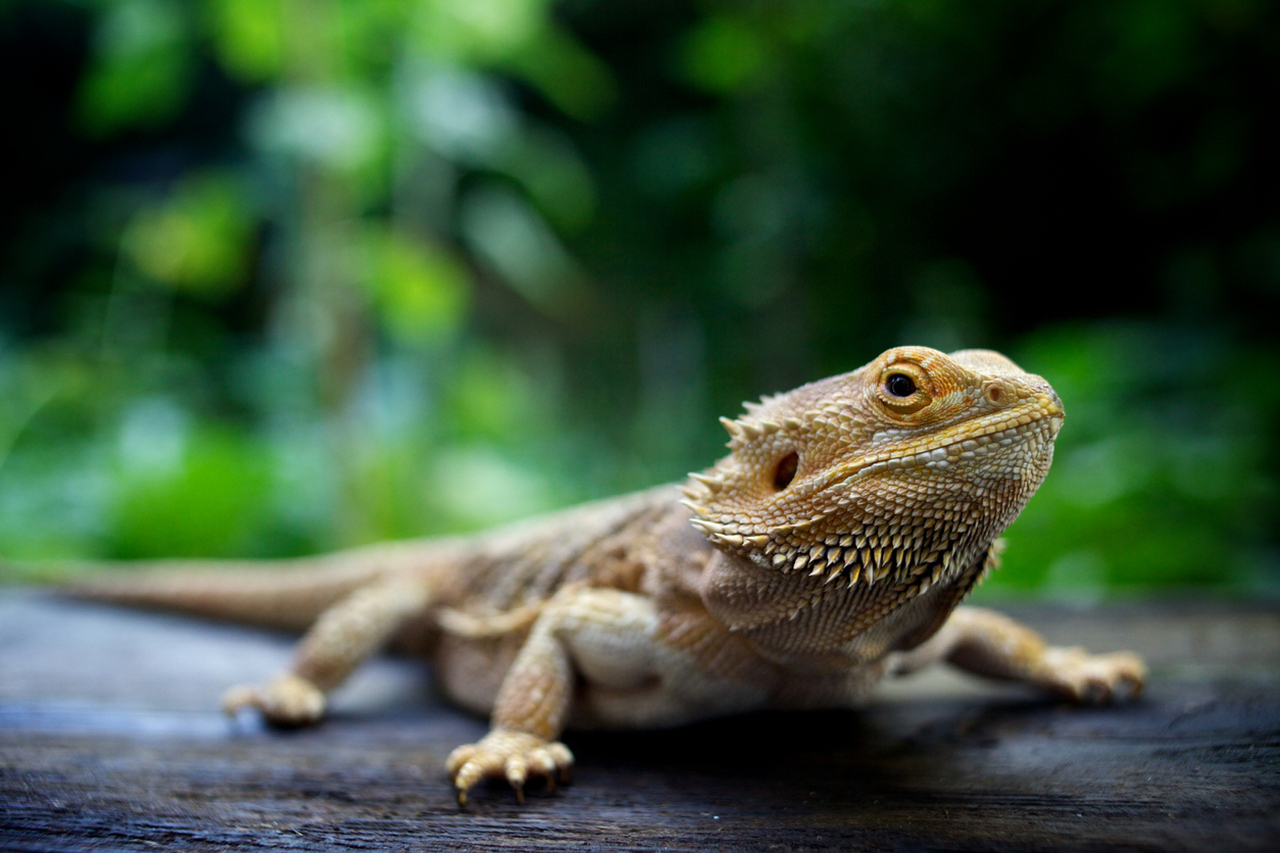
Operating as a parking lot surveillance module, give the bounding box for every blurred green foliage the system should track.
[0,0,1276,596]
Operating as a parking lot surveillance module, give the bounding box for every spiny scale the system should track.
[720,414,787,445]
[689,472,724,492]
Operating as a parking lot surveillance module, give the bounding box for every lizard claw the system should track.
[222,674,326,727]
[446,728,573,805]
[1042,647,1146,704]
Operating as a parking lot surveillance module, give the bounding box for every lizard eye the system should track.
[885,374,916,397]
[773,451,798,490]
[876,362,932,414]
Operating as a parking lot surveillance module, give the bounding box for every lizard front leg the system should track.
[446,587,775,803]
[446,587,667,804]
[887,605,1146,702]
[223,574,432,725]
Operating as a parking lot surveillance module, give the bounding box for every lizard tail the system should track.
[60,539,453,632]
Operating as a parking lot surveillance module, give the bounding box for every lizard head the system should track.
[685,346,1064,661]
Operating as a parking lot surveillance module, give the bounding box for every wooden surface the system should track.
[1,590,1278,852]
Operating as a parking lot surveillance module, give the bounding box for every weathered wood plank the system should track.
[1,591,1277,852]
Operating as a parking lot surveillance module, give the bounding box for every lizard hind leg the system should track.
[222,574,434,726]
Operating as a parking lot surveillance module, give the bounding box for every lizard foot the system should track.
[1041,647,1146,703]
[446,728,574,805]
[222,673,326,727]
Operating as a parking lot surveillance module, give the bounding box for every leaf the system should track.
[360,228,471,344]
[121,173,254,298]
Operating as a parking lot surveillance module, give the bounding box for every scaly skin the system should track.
[67,347,1146,805]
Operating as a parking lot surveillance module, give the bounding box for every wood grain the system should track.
[1,591,1277,851]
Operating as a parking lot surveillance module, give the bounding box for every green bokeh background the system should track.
[1,0,1276,599]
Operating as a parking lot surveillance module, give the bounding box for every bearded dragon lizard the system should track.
[70,346,1146,804]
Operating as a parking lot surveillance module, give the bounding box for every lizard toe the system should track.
[527,746,559,777]
[452,753,502,802]
[445,743,479,777]
[545,741,574,782]
[1094,651,1146,700]
[221,674,325,726]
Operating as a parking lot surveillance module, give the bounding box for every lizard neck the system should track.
[697,542,992,671]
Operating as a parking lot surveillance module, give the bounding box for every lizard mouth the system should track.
[835,405,1062,483]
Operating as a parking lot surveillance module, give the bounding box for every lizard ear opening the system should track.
[773,452,799,490]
